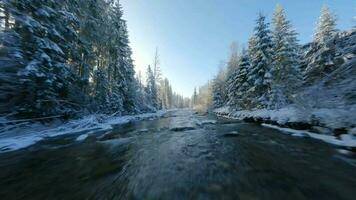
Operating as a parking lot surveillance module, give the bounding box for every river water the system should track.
[0,110,355,200]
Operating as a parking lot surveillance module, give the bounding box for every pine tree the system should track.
[0,0,146,118]
[225,42,240,106]
[270,4,301,108]
[152,48,163,109]
[228,48,251,109]
[192,87,198,107]
[314,5,337,44]
[145,65,158,109]
[246,13,273,108]
[93,69,110,111]
[0,0,81,117]
[212,66,226,108]
[304,5,338,83]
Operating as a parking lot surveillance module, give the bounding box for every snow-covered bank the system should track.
[0,110,167,153]
[214,106,356,148]
[262,124,356,148]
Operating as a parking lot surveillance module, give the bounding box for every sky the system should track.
[121,0,355,97]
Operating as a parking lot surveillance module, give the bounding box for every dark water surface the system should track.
[0,110,355,200]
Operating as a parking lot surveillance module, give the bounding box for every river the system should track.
[0,110,355,200]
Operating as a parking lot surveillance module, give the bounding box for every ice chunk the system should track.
[196,120,217,126]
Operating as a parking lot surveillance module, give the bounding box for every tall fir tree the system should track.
[152,48,162,109]
[246,13,273,108]
[225,42,240,106]
[270,4,302,108]
[145,65,158,109]
[314,5,337,44]
[304,5,338,84]
[0,0,151,118]
[192,87,198,107]
[227,48,251,109]
[212,66,226,108]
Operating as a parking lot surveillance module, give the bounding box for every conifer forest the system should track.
[0,1,355,199]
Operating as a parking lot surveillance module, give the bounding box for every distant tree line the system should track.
[142,48,190,110]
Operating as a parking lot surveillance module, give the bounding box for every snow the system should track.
[216,106,302,124]
[76,134,88,141]
[0,111,166,153]
[223,131,240,137]
[98,138,133,149]
[349,128,356,136]
[215,105,356,130]
[262,123,303,135]
[196,120,217,126]
[262,123,356,147]
[214,106,231,115]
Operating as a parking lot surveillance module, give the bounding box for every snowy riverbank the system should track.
[0,110,168,153]
[214,106,356,149]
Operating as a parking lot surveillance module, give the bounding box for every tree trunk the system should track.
[4,7,10,30]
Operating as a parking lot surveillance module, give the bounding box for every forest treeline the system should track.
[192,5,355,113]
[0,0,188,120]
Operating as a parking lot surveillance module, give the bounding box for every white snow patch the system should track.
[348,127,356,136]
[262,123,303,135]
[262,123,356,148]
[196,120,217,126]
[215,105,356,130]
[337,149,352,155]
[214,106,231,115]
[76,134,88,141]
[215,106,307,125]
[0,111,167,153]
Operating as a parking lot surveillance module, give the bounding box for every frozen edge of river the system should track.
[0,110,168,153]
[214,106,356,149]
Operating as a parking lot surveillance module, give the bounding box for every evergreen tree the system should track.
[0,0,150,118]
[246,13,273,108]
[152,48,162,108]
[192,87,198,107]
[145,65,158,109]
[270,5,301,108]
[225,42,240,106]
[314,5,337,44]
[304,5,338,83]
[0,0,80,117]
[212,66,226,108]
[93,69,110,111]
[228,49,251,109]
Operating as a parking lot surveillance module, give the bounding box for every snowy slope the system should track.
[214,29,356,148]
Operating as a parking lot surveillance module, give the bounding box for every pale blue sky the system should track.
[121,0,355,97]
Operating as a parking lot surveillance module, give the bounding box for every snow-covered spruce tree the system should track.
[116,20,137,113]
[313,5,337,44]
[152,48,163,109]
[192,87,198,108]
[212,66,227,108]
[161,78,173,109]
[270,5,302,109]
[93,69,110,111]
[225,42,240,106]
[145,65,159,110]
[0,0,80,118]
[304,5,338,84]
[0,0,146,119]
[246,13,273,109]
[228,48,251,109]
